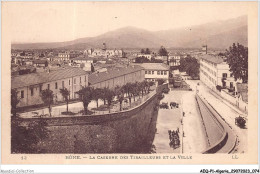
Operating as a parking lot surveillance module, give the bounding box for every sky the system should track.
[3,1,249,43]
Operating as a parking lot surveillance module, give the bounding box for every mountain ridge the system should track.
[12,15,247,50]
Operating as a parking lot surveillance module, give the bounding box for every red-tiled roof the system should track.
[88,65,144,85]
[12,67,87,89]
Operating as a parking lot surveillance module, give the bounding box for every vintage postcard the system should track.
[1,1,258,165]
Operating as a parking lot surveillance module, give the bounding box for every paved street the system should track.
[153,89,208,153]
[182,91,208,153]
[186,80,248,153]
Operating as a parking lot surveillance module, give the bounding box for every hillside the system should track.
[12,15,247,50]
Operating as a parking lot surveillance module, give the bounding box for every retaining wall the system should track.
[196,94,236,153]
[14,89,160,153]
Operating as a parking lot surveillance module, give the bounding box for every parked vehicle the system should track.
[170,102,176,107]
[160,102,169,109]
[235,116,246,128]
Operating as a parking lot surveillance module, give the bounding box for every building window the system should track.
[164,71,167,75]
[157,71,160,75]
[55,82,58,89]
[47,84,50,90]
[222,73,227,78]
[30,88,34,96]
[161,71,163,75]
[152,71,154,74]
[148,71,151,74]
[80,77,81,83]
[69,80,71,86]
[21,90,24,98]
[74,78,76,84]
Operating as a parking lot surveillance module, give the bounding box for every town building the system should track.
[12,67,88,107]
[169,55,181,69]
[132,63,170,83]
[85,44,124,58]
[199,54,236,90]
[137,54,152,60]
[200,54,248,113]
[57,51,80,61]
[88,65,144,89]
[33,59,48,67]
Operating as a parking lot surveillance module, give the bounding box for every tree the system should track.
[130,82,140,101]
[139,81,146,97]
[100,87,109,105]
[135,56,150,63]
[145,48,151,54]
[114,86,124,111]
[76,87,93,115]
[158,46,168,56]
[59,88,70,113]
[179,55,200,79]
[106,89,115,113]
[148,81,155,92]
[92,88,102,108]
[123,83,133,105]
[40,89,54,117]
[11,89,20,117]
[225,43,248,83]
[158,46,169,65]
[141,49,145,54]
[157,79,165,85]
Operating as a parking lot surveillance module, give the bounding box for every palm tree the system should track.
[59,88,70,113]
[40,89,54,117]
[76,87,93,115]
[11,89,20,117]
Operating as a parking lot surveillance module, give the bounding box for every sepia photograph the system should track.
[1,1,258,166]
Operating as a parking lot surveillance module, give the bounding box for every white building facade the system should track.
[200,55,236,90]
[133,63,169,83]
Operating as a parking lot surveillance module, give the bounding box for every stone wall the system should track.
[16,90,160,154]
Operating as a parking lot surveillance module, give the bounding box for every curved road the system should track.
[187,80,247,153]
[196,94,237,153]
